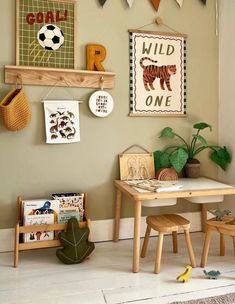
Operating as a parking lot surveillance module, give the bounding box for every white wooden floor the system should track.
[0,232,235,304]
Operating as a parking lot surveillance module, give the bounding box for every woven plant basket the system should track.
[156,168,178,181]
[0,88,31,131]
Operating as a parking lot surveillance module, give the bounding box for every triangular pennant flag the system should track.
[127,0,135,8]
[99,0,107,7]
[176,0,184,8]
[151,0,161,11]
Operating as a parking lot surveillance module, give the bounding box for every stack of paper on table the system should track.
[125,179,183,192]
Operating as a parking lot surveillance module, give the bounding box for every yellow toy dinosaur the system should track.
[177,265,192,283]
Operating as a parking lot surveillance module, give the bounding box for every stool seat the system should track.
[141,214,196,274]
[201,217,235,267]
[147,214,190,232]
[206,217,235,235]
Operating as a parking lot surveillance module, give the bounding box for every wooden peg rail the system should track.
[5,65,115,89]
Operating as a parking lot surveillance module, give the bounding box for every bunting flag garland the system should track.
[151,0,161,11]
[127,0,135,8]
[98,0,107,7]
[98,0,205,9]
[176,0,184,8]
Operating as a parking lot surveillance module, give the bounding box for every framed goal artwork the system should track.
[129,30,187,116]
[16,0,77,69]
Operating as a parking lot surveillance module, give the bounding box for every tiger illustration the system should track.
[139,57,177,91]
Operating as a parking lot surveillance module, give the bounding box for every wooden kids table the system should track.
[113,177,235,273]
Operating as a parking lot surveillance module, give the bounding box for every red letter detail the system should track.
[26,13,35,25]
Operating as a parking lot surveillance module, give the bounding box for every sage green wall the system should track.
[0,0,218,229]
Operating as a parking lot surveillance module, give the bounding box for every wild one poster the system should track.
[16,0,77,68]
[129,30,187,116]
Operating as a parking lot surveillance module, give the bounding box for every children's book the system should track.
[23,214,54,243]
[52,193,85,221]
[23,199,60,243]
[58,211,80,224]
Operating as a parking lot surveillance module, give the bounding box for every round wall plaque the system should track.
[89,90,114,117]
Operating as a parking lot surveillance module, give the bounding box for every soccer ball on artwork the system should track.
[37,24,64,51]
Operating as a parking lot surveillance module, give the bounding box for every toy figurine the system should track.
[203,270,221,279]
[176,265,192,283]
[209,209,231,221]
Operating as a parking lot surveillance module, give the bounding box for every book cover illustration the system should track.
[23,214,54,243]
[58,212,80,224]
[23,199,60,243]
[52,193,85,221]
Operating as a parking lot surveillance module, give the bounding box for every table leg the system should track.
[201,204,208,233]
[133,200,142,273]
[14,223,20,268]
[113,189,122,242]
[233,237,235,256]
[220,233,225,256]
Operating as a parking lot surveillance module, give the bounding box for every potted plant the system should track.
[154,122,232,178]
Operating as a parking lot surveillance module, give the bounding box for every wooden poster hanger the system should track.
[130,16,188,38]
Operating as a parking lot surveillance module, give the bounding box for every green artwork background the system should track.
[18,0,75,68]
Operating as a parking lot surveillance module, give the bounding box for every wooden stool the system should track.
[141,214,196,273]
[200,217,235,267]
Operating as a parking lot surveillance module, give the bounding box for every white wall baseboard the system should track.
[0,228,15,253]
[0,212,202,253]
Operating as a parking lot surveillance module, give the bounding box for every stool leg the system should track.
[184,229,196,268]
[200,230,212,268]
[172,231,178,253]
[154,232,164,274]
[220,233,225,256]
[141,225,151,258]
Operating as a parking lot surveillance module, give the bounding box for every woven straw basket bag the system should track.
[0,87,31,131]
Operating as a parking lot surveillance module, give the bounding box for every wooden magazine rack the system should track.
[14,194,90,267]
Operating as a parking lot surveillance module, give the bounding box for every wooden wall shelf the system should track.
[5,65,115,89]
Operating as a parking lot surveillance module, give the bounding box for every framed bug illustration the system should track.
[16,0,77,69]
[129,30,187,116]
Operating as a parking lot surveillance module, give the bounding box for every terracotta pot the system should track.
[184,159,200,178]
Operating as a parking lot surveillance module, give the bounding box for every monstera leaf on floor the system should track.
[56,218,95,264]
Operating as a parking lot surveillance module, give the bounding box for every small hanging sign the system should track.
[129,29,187,116]
[43,100,80,144]
[89,90,114,117]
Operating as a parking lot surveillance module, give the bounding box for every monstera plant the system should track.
[154,122,232,177]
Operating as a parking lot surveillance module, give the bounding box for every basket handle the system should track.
[121,144,150,154]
